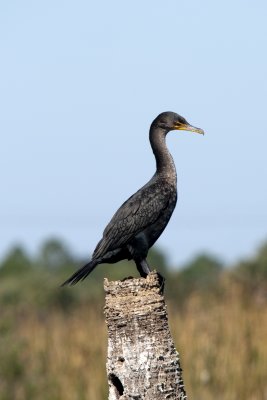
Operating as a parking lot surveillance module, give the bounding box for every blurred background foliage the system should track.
[0,238,267,399]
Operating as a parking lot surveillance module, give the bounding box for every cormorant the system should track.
[62,112,204,285]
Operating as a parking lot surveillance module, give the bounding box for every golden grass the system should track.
[170,290,267,399]
[1,281,267,400]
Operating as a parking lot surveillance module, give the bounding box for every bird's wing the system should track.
[93,181,174,259]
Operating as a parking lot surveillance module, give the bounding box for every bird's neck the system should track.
[149,126,177,180]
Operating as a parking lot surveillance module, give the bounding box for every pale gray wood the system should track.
[104,271,187,400]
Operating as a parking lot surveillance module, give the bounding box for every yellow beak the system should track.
[174,123,204,135]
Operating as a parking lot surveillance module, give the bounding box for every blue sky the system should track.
[1,1,267,267]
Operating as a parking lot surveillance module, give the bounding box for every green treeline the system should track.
[0,237,267,310]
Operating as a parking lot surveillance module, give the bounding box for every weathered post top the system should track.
[104,271,187,400]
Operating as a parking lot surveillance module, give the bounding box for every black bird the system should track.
[62,112,204,285]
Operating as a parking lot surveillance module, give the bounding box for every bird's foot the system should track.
[156,271,165,294]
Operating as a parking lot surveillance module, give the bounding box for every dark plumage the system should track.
[62,112,204,285]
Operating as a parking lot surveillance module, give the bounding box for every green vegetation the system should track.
[0,237,267,399]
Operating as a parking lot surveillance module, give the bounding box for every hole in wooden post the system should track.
[109,373,124,397]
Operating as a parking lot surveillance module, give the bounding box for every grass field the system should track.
[0,269,267,400]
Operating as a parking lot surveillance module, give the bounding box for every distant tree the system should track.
[255,241,267,279]
[38,238,73,270]
[172,254,224,301]
[0,245,32,276]
[181,254,223,285]
[233,240,267,294]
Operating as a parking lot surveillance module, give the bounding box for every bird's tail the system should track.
[61,260,98,286]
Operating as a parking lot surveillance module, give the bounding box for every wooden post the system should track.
[104,271,187,400]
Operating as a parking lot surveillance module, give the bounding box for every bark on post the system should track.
[104,271,187,400]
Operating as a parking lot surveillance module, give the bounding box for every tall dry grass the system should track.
[169,282,267,399]
[1,279,267,400]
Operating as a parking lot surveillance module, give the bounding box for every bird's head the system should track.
[152,111,204,135]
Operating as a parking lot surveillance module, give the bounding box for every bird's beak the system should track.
[174,123,204,135]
